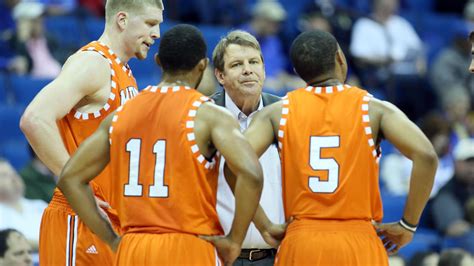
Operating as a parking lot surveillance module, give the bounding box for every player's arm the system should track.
[223,102,287,246]
[197,103,263,264]
[370,99,438,253]
[20,52,110,177]
[57,113,119,250]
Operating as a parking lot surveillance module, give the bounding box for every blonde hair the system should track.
[212,30,263,72]
[105,0,163,22]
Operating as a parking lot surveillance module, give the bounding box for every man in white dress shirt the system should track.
[211,30,284,265]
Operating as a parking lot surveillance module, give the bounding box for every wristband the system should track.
[399,218,417,233]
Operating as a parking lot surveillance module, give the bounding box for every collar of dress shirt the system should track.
[224,92,264,120]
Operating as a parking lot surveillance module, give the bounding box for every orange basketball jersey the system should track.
[55,41,138,207]
[108,86,223,236]
[278,85,383,222]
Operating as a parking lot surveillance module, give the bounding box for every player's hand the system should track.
[199,235,240,266]
[94,196,111,223]
[373,222,414,255]
[260,217,293,248]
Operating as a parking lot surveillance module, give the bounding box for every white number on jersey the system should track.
[309,136,340,193]
[124,139,169,197]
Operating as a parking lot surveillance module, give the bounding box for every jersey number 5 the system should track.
[124,138,169,197]
[309,136,340,193]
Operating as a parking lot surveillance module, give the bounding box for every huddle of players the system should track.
[20,0,442,265]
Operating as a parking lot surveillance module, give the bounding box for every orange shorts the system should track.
[115,233,222,265]
[275,219,388,266]
[39,193,121,266]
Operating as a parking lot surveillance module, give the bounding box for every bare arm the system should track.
[57,113,119,250]
[370,99,438,254]
[197,103,263,265]
[370,99,438,225]
[20,52,110,177]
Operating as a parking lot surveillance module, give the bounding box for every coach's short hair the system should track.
[105,0,163,22]
[290,30,338,83]
[470,31,474,42]
[157,24,207,73]
[0,229,20,257]
[212,30,263,72]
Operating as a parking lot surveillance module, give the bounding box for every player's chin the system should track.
[136,50,148,60]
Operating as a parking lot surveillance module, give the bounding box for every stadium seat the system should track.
[0,104,25,140]
[199,24,231,58]
[0,72,7,104]
[381,192,406,223]
[83,17,105,41]
[9,75,52,105]
[0,138,30,170]
[44,15,85,48]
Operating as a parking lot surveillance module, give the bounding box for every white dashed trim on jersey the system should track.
[304,84,352,95]
[74,41,134,120]
[360,93,380,163]
[278,96,290,152]
[185,96,218,170]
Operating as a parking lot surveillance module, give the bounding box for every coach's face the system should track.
[216,44,265,98]
[0,232,32,266]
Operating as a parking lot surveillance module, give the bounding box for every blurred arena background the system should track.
[0,0,473,265]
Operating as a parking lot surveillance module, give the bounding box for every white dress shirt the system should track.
[216,93,285,249]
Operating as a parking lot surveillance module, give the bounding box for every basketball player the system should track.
[19,1,163,264]
[241,30,438,265]
[57,24,263,265]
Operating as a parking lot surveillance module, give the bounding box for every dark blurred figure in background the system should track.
[431,139,474,254]
[438,248,473,266]
[19,146,56,203]
[0,229,32,266]
[408,251,439,266]
[430,23,473,108]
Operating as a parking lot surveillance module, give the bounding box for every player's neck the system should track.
[98,33,131,64]
[158,73,197,88]
[307,77,343,87]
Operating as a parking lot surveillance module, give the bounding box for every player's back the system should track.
[278,84,383,222]
[109,86,223,236]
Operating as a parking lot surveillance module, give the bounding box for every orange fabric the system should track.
[274,219,388,266]
[116,233,222,265]
[278,85,383,222]
[275,85,386,265]
[39,207,115,266]
[40,41,138,265]
[108,86,222,236]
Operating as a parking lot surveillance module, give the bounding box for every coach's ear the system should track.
[154,53,162,67]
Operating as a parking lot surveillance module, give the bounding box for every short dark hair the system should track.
[157,24,207,73]
[470,31,474,42]
[0,229,20,257]
[290,30,338,82]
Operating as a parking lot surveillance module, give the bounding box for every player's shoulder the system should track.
[198,101,234,122]
[63,50,110,75]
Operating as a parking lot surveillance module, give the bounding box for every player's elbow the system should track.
[414,146,439,172]
[20,108,43,137]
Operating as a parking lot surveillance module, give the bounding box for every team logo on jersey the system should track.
[120,86,139,105]
[86,245,98,254]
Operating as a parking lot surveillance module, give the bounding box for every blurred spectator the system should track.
[430,23,473,106]
[350,0,429,119]
[0,229,32,266]
[389,255,406,266]
[0,0,28,74]
[431,139,474,253]
[381,112,454,197]
[408,251,439,266]
[11,1,62,78]
[442,89,473,144]
[435,0,469,15]
[19,146,56,203]
[0,159,47,251]
[438,248,474,266]
[241,0,304,94]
